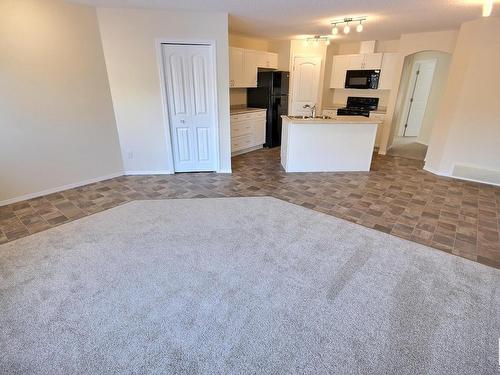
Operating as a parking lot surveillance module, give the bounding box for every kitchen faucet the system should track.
[303,104,316,118]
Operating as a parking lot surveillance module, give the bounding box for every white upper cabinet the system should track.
[229,48,278,88]
[229,47,244,88]
[346,53,383,70]
[243,49,258,87]
[378,53,400,90]
[267,52,278,69]
[330,55,350,89]
[330,52,398,90]
[256,51,278,69]
[363,53,383,70]
[347,54,365,70]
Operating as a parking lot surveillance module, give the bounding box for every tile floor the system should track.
[1,148,499,268]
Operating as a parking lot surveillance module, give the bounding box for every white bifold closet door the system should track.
[162,43,217,172]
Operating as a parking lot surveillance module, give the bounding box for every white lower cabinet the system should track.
[231,111,267,154]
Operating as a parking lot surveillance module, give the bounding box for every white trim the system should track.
[0,172,123,207]
[123,170,174,175]
[231,145,263,157]
[155,39,221,173]
[423,165,500,187]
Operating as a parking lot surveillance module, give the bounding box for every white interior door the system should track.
[401,59,437,137]
[162,44,217,172]
[290,57,322,116]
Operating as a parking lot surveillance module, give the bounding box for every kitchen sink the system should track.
[288,115,333,120]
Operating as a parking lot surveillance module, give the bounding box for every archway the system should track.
[386,50,452,161]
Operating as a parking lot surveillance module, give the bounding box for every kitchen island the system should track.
[280,115,381,172]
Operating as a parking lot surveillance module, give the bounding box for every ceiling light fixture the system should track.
[356,20,364,33]
[330,17,366,36]
[344,22,351,34]
[483,0,493,17]
[304,35,332,46]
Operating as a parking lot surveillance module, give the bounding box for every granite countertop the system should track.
[323,104,387,115]
[282,115,382,125]
[230,106,267,115]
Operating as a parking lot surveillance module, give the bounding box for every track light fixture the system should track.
[304,35,331,46]
[356,20,364,33]
[330,17,366,36]
[344,22,351,34]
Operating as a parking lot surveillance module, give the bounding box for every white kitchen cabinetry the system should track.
[330,52,398,90]
[243,49,258,88]
[229,47,278,88]
[257,51,278,69]
[347,54,365,70]
[378,53,400,90]
[362,53,383,69]
[348,53,382,70]
[231,110,267,155]
[330,55,350,89]
[229,47,244,88]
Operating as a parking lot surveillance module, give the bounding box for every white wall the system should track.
[97,7,231,173]
[0,0,123,205]
[425,17,500,184]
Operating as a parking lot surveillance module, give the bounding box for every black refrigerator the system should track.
[247,71,289,148]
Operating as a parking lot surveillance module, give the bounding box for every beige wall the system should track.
[0,0,123,204]
[229,89,247,107]
[269,40,292,71]
[229,34,270,51]
[425,17,500,184]
[97,8,231,173]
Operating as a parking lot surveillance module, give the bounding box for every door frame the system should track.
[156,39,221,173]
[398,58,437,137]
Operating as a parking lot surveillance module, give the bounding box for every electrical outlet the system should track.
[127,151,134,160]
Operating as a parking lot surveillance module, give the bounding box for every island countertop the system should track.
[281,115,378,172]
[281,115,382,124]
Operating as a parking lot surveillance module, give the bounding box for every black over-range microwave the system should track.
[345,70,380,89]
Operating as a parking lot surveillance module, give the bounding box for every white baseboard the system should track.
[123,170,174,175]
[423,165,500,187]
[0,172,124,207]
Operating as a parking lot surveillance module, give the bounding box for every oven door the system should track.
[345,70,379,89]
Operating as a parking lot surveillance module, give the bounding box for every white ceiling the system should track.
[72,0,498,40]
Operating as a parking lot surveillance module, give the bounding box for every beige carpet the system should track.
[387,142,428,161]
[0,197,499,374]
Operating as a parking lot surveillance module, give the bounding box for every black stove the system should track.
[337,97,379,117]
